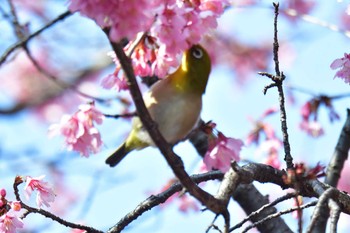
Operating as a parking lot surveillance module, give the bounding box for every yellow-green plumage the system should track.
[106,44,211,167]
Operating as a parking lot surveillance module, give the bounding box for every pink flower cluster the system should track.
[153,179,200,213]
[0,189,24,233]
[24,175,56,208]
[200,122,243,173]
[69,0,159,42]
[330,53,350,84]
[299,97,339,137]
[203,132,243,172]
[0,212,23,233]
[246,107,282,169]
[284,0,315,15]
[49,102,104,157]
[177,194,200,213]
[74,0,228,90]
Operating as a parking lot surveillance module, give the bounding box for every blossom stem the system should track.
[12,177,103,233]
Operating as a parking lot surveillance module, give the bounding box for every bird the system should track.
[106,44,211,167]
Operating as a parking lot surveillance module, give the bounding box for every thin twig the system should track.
[288,86,350,100]
[294,195,303,233]
[23,47,109,103]
[7,0,26,40]
[230,192,297,231]
[282,8,350,39]
[0,10,72,66]
[13,177,102,233]
[306,187,337,233]
[107,171,224,233]
[104,112,137,119]
[272,3,281,77]
[240,201,317,233]
[206,215,220,233]
[259,3,293,169]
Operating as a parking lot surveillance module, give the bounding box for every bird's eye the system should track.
[192,47,203,59]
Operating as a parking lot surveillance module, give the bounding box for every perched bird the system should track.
[106,44,211,167]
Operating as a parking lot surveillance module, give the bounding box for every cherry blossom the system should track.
[9,202,21,212]
[203,132,243,172]
[0,211,24,233]
[24,175,55,208]
[13,0,47,16]
[80,0,230,90]
[300,120,324,137]
[330,53,350,84]
[300,95,340,136]
[283,163,325,185]
[0,189,6,209]
[282,0,316,22]
[341,6,350,30]
[69,0,160,42]
[264,152,281,169]
[151,0,229,56]
[70,229,87,233]
[0,52,56,104]
[257,139,282,169]
[178,194,200,213]
[246,107,278,145]
[0,190,5,198]
[299,97,339,137]
[49,102,104,157]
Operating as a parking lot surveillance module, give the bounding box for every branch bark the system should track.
[106,39,228,216]
[233,184,293,233]
[310,109,350,232]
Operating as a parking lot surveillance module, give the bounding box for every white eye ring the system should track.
[192,48,203,59]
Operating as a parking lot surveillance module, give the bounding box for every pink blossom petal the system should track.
[203,133,243,172]
[49,103,104,156]
[0,211,24,233]
[330,53,350,84]
[24,175,56,208]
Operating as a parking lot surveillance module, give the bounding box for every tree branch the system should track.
[13,177,102,233]
[309,109,350,231]
[241,200,317,233]
[232,186,294,233]
[0,10,72,66]
[259,2,293,169]
[325,109,350,187]
[105,37,228,216]
[306,188,338,233]
[107,171,224,233]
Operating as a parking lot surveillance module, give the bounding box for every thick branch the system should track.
[306,188,338,233]
[325,109,350,187]
[232,184,294,233]
[311,109,350,231]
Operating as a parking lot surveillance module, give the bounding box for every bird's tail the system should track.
[105,142,130,167]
